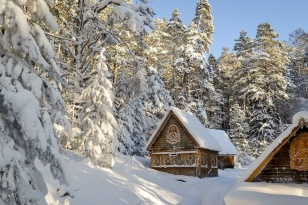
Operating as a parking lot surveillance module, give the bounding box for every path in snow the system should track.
[39,153,245,205]
[177,169,245,205]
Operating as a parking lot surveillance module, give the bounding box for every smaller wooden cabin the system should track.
[242,111,308,183]
[208,129,237,169]
[146,107,222,178]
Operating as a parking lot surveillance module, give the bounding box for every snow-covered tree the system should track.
[0,0,70,204]
[228,103,252,166]
[70,50,117,167]
[142,66,174,140]
[216,48,240,130]
[159,6,215,126]
[144,18,172,82]
[232,30,254,116]
[51,0,155,163]
[192,0,214,53]
[114,67,135,155]
[114,66,147,156]
[247,23,289,156]
[206,54,225,129]
[282,28,308,122]
[180,22,214,125]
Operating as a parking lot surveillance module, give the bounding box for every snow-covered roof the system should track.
[225,182,308,205]
[240,111,308,182]
[146,106,221,152]
[207,129,237,155]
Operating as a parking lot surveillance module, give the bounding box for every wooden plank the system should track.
[150,114,198,150]
[246,125,301,182]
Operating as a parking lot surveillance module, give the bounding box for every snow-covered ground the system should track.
[225,182,308,205]
[37,152,245,205]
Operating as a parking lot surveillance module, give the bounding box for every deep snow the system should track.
[37,152,245,205]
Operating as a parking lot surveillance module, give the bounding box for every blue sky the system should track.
[149,0,308,57]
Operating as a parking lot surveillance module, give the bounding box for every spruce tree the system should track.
[75,50,117,167]
[114,66,147,156]
[164,9,186,99]
[193,0,214,52]
[248,23,289,156]
[229,103,252,166]
[0,1,70,204]
[284,29,308,121]
[216,48,240,130]
[207,54,225,129]
[142,66,174,140]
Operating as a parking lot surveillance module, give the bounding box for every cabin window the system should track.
[166,124,181,144]
[201,154,208,167]
[290,132,308,171]
[211,155,218,168]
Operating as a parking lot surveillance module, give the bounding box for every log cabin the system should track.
[146,106,222,178]
[208,129,237,169]
[241,111,308,183]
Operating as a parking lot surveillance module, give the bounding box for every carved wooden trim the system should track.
[290,132,308,171]
[166,124,181,144]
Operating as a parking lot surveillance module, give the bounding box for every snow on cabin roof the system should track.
[240,111,308,182]
[146,106,222,152]
[207,129,237,155]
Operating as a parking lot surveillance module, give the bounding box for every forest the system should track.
[0,0,307,204]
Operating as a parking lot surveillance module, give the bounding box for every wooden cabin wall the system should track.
[254,129,308,183]
[151,152,198,167]
[149,113,218,178]
[150,115,197,151]
[218,156,234,169]
[151,151,199,177]
[153,167,198,177]
[150,149,218,178]
[198,149,218,177]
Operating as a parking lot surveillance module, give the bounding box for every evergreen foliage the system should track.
[74,50,116,167]
[0,0,70,204]
[3,0,308,197]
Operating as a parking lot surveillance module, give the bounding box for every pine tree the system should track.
[193,0,214,52]
[114,66,147,156]
[233,30,254,116]
[207,54,225,129]
[248,23,290,156]
[216,48,240,130]
[283,29,308,121]
[0,1,70,204]
[161,5,215,126]
[142,66,174,140]
[174,21,212,125]
[164,9,186,99]
[145,18,172,83]
[229,103,252,166]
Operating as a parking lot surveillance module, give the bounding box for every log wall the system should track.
[150,114,197,151]
[254,128,308,183]
[218,155,234,169]
[149,113,218,178]
[151,149,218,178]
